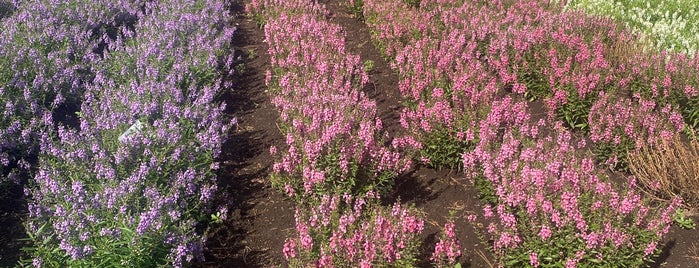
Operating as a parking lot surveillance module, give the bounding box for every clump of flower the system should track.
[250,0,410,200]
[21,0,235,266]
[588,91,685,170]
[284,192,424,267]
[431,217,462,267]
[464,107,681,267]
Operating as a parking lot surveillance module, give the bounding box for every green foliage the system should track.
[557,94,594,132]
[678,97,699,131]
[593,137,634,171]
[403,0,421,8]
[474,174,498,205]
[348,0,365,21]
[363,59,375,73]
[420,127,474,170]
[673,208,696,229]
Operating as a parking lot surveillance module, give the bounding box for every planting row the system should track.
[358,0,685,266]
[246,0,463,266]
[1,0,235,266]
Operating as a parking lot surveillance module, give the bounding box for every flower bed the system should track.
[1,0,236,266]
[359,0,686,266]
[248,0,425,266]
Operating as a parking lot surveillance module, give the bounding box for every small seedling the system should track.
[235,63,246,75]
[673,208,696,230]
[363,59,375,73]
[210,211,224,224]
[247,48,257,59]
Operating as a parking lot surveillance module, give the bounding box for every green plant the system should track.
[363,59,375,73]
[348,0,364,21]
[474,174,498,205]
[210,211,224,225]
[403,0,420,8]
[247,48,257,60]
[593,137,634,171]
[234,63,246,75]
[420,126,474,170]
[557,94,594,131]
[673,208,696,229]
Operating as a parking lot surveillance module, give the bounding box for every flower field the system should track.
[2,0,699,267]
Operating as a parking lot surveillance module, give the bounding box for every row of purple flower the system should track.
[1,0,234,266]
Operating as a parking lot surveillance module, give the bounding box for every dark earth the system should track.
[2,0,699,267]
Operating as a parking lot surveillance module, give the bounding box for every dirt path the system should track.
[0,182,28,266]
[197,1,294,267]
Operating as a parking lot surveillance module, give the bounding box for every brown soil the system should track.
[196,2,295,267]
[0,182,28,267]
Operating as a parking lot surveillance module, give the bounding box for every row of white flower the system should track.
[563,0,699,56]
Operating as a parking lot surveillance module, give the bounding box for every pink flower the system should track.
[529,252,539,267]
[538,225,551,241]
[644,241,657,256]
[283,239,297,259]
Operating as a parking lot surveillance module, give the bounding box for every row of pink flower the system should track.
[363,0,689,169]
[247,0,409,199]
[463,97,679,266]
[247,0,426,266]
[361,0,684,266]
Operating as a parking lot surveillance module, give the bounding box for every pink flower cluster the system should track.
[249,0,410,198]
[248,0,424,266]
[464,107,680,265]
[363,0,697,169]
[588,91,685,167]
[431,221,462,267]
[284,193,424,267]
[361,1,686,265]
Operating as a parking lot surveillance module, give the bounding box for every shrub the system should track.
[283,192,424,267]
[587,92,685,170]
[464,115,681,267]
[251,0,409,201]
[21,0,235,266]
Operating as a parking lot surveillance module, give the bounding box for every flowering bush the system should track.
[464,110,681,267]
[248,1,424,266]
[356,0,695,267]
[588,92,685,170]
[431,217,462,268]
[20,0,235,266]
[619,51,699,132]
[284,192,424,267]
[249,0,410,201]
[0,0,138,184]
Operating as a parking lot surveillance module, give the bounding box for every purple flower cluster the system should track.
[7,0,235,266]
[0,0,143,183]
